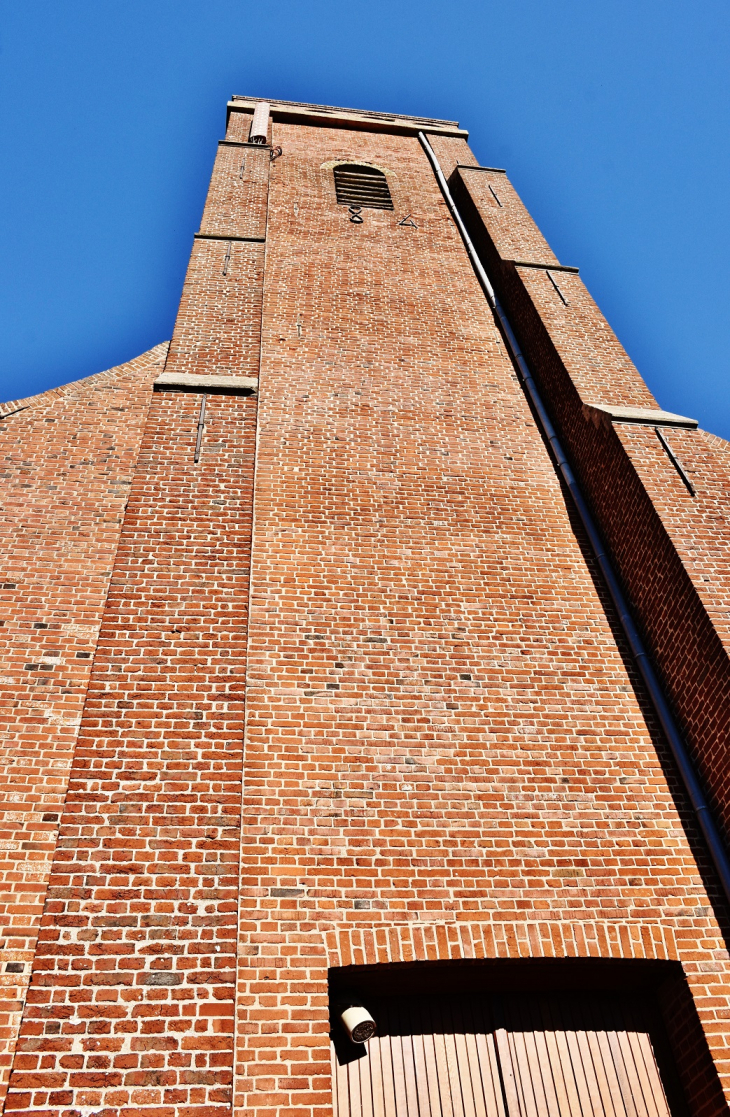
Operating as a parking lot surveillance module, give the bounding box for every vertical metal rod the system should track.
[418,128,730,907]
[655,427,696,495]
[223,242,232,276]
[546,269,569,306]
[194,395,207,463]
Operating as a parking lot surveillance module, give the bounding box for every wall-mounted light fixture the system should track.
[338,997,377,1044]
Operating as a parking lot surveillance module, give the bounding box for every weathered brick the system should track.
[452,163,730,845]
[1,97,730,1117]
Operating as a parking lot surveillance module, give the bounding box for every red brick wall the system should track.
[451,166,730,843]
[4,389,257,1116]
[0,344,167,1106]
[230,119,730,1116]
[451,165,559,266]
[658,971,730,1117]
[200,145,269,240]
[3,105,730,1117]
[3,96,269,1115]
[163,238,265,380]
[614,423,730,655]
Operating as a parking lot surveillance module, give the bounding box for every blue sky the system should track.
[1,0,729,437]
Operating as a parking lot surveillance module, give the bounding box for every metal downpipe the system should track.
[418,130,730,907]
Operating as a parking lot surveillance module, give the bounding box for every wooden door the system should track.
[330,993,675,1117]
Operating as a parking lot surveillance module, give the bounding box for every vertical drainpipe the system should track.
[249,102,271,145]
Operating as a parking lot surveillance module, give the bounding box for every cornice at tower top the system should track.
[228,94,469,137]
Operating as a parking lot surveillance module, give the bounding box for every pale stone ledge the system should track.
[153,372,258,395]
[583,403,698,429]
[228,96,468,138]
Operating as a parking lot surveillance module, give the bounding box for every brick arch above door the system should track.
[323,921,681,972]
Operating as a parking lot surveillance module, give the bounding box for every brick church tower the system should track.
[2,96,730,1117]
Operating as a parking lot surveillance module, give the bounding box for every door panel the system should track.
[331,994,674,1117]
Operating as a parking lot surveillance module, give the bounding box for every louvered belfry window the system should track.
[333,164,394,210]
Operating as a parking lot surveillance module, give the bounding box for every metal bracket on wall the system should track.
[194,396,207,463]
[546,269,569,305]
[655,426,696,496]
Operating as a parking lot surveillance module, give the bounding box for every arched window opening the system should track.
[333,164,394,210]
